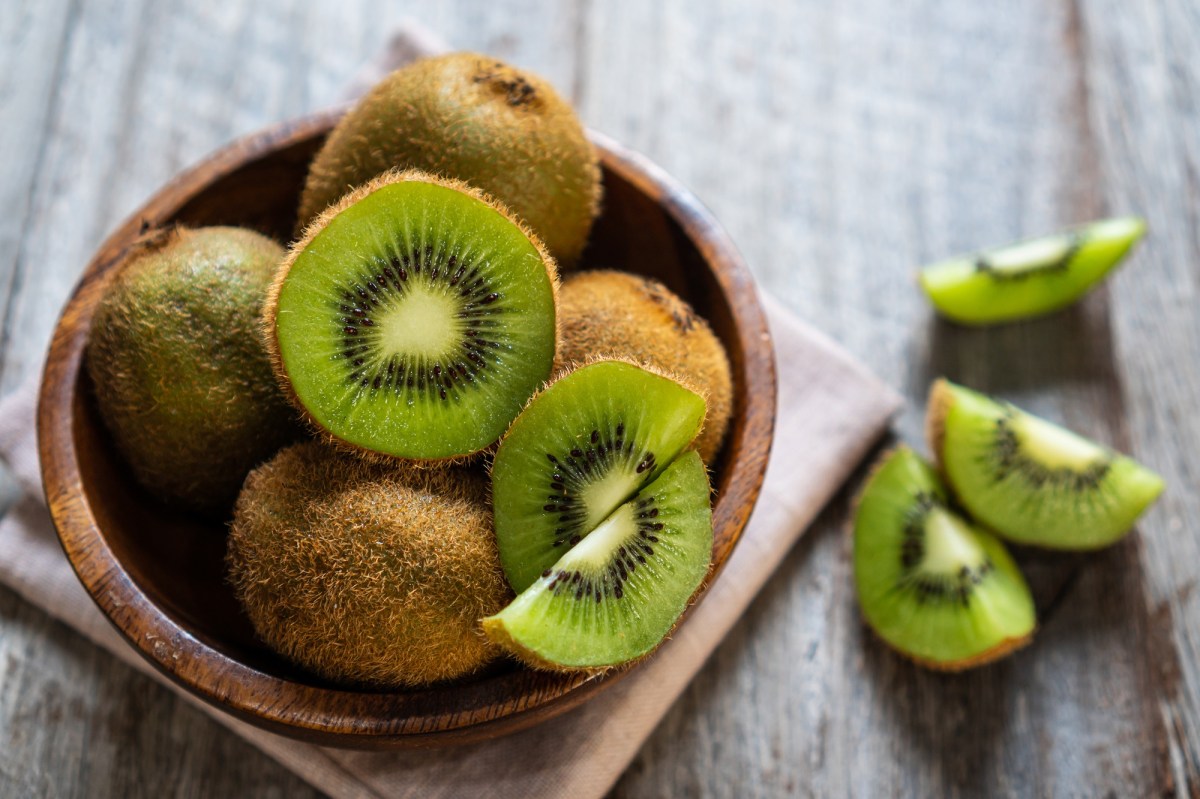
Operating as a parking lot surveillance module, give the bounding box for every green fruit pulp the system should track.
[919,216,1146,325]
[491,361,707,592]
[274,179,557,459]
[853,447,1036,666]
[485,450,713,668]
[934,381,1165,549]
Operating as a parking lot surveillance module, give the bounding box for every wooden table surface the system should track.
[1,1,1197,796]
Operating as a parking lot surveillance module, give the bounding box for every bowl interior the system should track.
[44,114,774,746]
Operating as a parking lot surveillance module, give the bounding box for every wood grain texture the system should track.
[1,0,1197,794]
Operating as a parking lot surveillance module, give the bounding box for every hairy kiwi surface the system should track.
[226,441,510,688]
[300,52,601,266]
[853,447,1036,670]
[557,270,733,463]
[919,217,1145,325]
[491,359,707,593]
[86,226,298,514]
[267,170,558,462]
[927,380,1164,549]
[484,450,713,670]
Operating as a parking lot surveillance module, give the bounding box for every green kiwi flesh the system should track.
[267,171,557,461]
[227,441,511,688]
[86,226,298,514]
[928,379,1164,549]
[491,360,707,593]
[854,446,1036,670]
[483,450,713,670]
[299,52,601,266]
[919,217,1146,325]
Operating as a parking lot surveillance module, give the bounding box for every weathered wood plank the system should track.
[1078,0,1200,793]
[579,1,1178,796]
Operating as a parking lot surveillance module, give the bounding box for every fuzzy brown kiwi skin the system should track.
[555,271,733,464]
[264,168,561,467]
[299,52,601,266]
[227,441,513,688]
[848,446,1036,672]
[924,378,953,470]
[87,224,301,514]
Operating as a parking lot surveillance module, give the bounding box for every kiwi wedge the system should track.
[854,446,1036,670]
[227,441,511,688]
[919,217,1146,325]
[491,359,707,593]
[484,450,713,670]
[558,270,734,464]
[927,380,1164,549]
[299,52,601,266]
[266,170,558,461]
[86,226,298,514]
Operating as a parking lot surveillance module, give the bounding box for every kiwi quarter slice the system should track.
[854,446,1036,670]
[491,360,707,593]
[919,217,1145,325]
[483,450,713,670]
[266,170,558,461]
[927,379,1164,549]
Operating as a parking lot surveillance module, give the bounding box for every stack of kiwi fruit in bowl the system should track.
[67,53,747,705]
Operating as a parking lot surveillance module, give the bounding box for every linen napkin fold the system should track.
[0,24,902,799]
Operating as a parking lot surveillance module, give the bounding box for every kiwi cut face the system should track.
[853,447,1036,670]
[491,360,707,593]
[267,171,557,461]
[928,380,1164,550]
[484,450,713,670]
[919,216,1146,325]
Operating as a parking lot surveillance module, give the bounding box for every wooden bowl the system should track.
[37,110,776,748]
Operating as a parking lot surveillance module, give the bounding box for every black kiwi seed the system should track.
[331,248,506,401]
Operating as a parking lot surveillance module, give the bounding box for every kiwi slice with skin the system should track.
[927,379,1165,549]
[491,360,707,593]
[483,450,713,670]
[266,170,558,461]
[557,270,734,464]
[299,52,601,266]
[854,446,1036,670]
[919,217,1146,325]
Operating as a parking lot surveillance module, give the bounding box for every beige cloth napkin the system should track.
[0,25,902,799]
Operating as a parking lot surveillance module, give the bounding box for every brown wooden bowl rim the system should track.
[36,110,777,747]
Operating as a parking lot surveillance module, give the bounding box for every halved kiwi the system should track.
[919,217,1145,325]
[483,450,713,670]
[490,359,707,593]
[265,170,558,461]
[853,446,1036,670]
[927,379,1164,549]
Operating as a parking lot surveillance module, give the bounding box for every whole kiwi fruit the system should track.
[226,441,511,688]
[299,52,602,266]
[86,226,298,515]
[556,270,733,463]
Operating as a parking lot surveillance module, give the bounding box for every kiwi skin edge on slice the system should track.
[927,379,1165,550]
[919,216,1146,326]
[265,169,559,464]
[853,446,1037,671]
[556,270,734,465]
